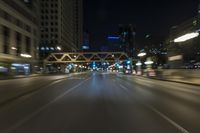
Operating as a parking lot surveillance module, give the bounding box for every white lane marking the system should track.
[3,77,91,133]
[119,84,190,133]
[112,79,116,82]
[0,74,81,113]
[147,106,190,133]
[120,84,129,92]
[101,72,109,75]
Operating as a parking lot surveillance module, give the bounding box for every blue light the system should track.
[196,29,200,32]
[127,61,131,64]
[92,62,96,67]
[12,63,30,67]
[82,46,89,50]
[107,36,120,40]
[123,32,128,36]
[115,63,120,68]
[68,64,73,69]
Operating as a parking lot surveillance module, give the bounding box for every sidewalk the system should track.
[0,72,88,80]
[149,76,200,86]
[0,74,42,80]
[0,73,82,80]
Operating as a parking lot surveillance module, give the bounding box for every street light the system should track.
[56,46,62,51]
[11,47,17,50]
[138,52,147,57]
[144,60,154,65]
[20,54,32,58]
[174,32,199,43]
[136,62,142,66]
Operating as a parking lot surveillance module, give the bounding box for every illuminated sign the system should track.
[107,36,120,40]
[168,55,183,61]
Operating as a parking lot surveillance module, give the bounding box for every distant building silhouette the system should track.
[118,24,136,57]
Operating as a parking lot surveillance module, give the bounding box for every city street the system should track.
[0,72,199,133]
[0,1,200,133]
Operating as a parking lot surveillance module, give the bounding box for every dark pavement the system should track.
[0,74,81,105]
[0,72,199,133]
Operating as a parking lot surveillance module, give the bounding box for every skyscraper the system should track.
[40,0,83,59]
[0,0,40,75]
[73,0,83,51]
[119,24,136,57]
[82,31,90,51]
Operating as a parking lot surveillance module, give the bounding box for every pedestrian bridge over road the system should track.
[44,52,130,64]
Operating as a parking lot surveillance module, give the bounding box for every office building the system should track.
[0,0,40,75]
[119,24,136,57]
[40,0,83,59]
[167,15,200,69]
[82,31,90,51]
[107,35,121,52]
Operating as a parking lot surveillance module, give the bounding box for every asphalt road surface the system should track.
[0,72,199,133]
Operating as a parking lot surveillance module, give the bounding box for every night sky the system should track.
[84,0,198,50]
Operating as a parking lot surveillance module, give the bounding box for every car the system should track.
[124,69,132,74]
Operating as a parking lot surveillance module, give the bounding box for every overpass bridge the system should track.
[43,52,135,73]
[44,52,130,64]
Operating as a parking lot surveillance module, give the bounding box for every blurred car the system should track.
[147,69,156,77]
[124,69,132,74]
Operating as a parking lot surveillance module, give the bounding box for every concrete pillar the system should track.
[21,35,25,55]
[9,30,17,56]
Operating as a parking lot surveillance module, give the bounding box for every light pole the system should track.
[136,61,142,75]
[144,57,155,77]
[136,51,147,75]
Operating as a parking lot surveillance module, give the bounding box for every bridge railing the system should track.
[44,52,130,64]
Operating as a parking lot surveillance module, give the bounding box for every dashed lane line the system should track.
[119,84,190,133]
